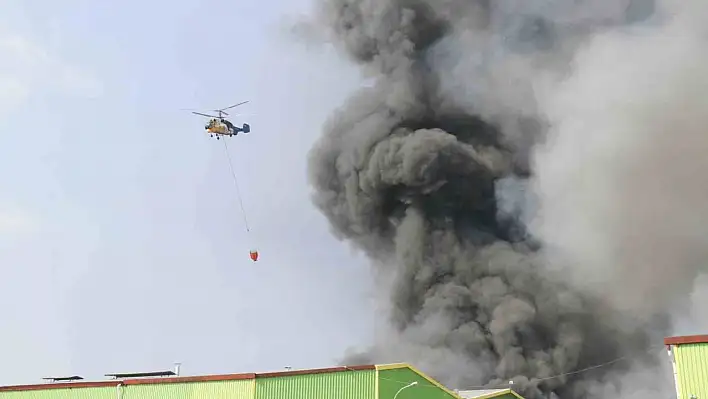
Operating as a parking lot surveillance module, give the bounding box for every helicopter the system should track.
[191,101,251,140]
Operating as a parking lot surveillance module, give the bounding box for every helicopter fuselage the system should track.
[206,119,231,135]
[205,118,250,139]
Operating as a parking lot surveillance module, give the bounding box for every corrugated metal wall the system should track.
[674,343,708,399]
[0,380,254,399]
[0,370,377,399]
[255,370,375,399]
[123,380,254,399]
[0,386,115,399]
[378,368,456,399]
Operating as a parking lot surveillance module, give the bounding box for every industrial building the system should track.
[0,363,522,399]
[665,334,708,399]
[2,333,702,399]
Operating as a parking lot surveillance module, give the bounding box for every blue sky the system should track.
[0,0,377,384]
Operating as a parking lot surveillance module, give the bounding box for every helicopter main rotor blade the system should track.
[192,111,219,118]
[219,101,249,112]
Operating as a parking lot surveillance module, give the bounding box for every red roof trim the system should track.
[0,365,375,392]
[664,335,708,345]
[0,381,118,392]
[125,373,256,386]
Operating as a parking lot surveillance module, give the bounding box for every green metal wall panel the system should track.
[378,368,457,399]
[675,343,708,399]
[0,380,254,399]
[255,370,375,399]
[123,380,254,399]
[0,387,115,399]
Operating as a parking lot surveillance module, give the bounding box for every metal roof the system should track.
[664,335,708,345]
[458,389,507,398]
[456,388,522,399]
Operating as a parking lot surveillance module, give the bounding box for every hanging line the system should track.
[221,138,251,233]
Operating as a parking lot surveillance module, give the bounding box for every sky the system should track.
[0,0,378,385]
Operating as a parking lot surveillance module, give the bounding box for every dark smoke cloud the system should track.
[302,0,704,397]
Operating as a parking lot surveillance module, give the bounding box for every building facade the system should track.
[0,363,519,399]
[665,335,708,399]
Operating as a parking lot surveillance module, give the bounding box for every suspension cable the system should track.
[221,138,250,232]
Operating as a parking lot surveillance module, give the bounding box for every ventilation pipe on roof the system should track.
[174,363,181,377]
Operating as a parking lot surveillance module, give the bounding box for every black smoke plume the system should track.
[303,0,706,397]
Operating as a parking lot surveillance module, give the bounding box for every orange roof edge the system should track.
[0,381,121,392]
[0,365,376,392]
[664,334,708,346]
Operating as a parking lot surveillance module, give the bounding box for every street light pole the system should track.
[393,381,418,399]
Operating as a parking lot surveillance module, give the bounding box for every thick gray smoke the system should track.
[303,0,708,397]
